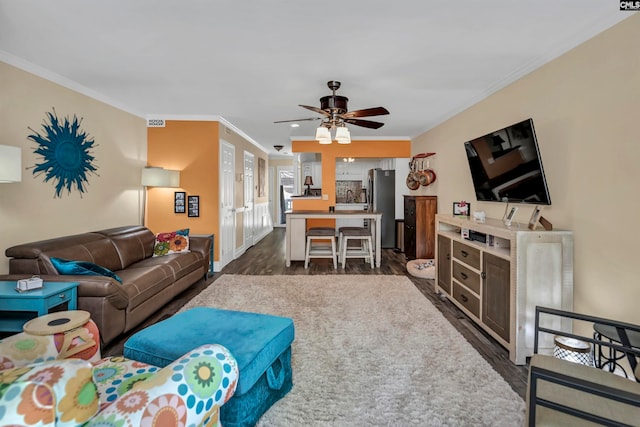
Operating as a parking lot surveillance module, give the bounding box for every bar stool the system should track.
[304,227,337,269]
[340,227,374,269]
[337,227,365,263]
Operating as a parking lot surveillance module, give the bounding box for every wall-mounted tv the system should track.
[463,118,551,205]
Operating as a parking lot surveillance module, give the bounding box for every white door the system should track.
[243,151,255,249]
[268,166,275,226]
[219,141,235,269]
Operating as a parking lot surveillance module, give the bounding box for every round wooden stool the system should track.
[23,310,100,360]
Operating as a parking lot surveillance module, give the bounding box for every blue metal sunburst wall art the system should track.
[28,108,98,198]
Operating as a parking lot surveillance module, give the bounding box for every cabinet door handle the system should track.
[461,250,469,258]
[58,294,65,299]
[481,271,486,279]
[460,272,468,280]
[460,293,469,303]
[446,254,451,261]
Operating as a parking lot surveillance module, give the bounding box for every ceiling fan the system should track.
[274,81,389,129]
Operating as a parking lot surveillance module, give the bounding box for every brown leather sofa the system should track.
[2,226,210,346]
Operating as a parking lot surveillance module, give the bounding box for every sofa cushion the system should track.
[116,265,174,310]
[40,238,122,274]
[96,226,156,269]
[51,257,123,283]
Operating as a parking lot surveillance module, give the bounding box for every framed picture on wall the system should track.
[188,195,200,217]
[174,191,186,214]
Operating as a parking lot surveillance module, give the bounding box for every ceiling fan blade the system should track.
[299,104,330,116]
[342,107,389,118]
[274,117,320,124]
[344,118,385,129]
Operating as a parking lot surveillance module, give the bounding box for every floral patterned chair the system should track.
[0,326,238,426]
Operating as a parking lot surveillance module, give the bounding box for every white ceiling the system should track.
[0,1,632,155]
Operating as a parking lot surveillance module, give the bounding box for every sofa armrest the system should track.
[189,236,211,258]
[0,358,99,427]
[87,344,238,426]
[527,354,640,426]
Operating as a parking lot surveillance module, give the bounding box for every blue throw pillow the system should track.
[50,257,123,283]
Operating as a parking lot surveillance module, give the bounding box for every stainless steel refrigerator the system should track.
[368,168,395,248]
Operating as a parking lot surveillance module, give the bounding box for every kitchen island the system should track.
[285,210,383,267]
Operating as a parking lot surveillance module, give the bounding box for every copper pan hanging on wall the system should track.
[406,158,420,190]
[419,168,437,186]
[406,153,436,188]
[418,156,437,186]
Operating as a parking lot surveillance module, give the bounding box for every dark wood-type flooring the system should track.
[104,227,529,399]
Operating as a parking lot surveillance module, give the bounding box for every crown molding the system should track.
[0,50,145,118]
[145,114,268,154]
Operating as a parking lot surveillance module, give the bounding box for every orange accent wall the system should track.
[147,120,220,259]
[291,139,411,228]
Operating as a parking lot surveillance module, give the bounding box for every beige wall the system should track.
[412,14,640,324]
[0,62,147,274]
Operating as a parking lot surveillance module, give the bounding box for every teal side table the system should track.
[0,281,79,333]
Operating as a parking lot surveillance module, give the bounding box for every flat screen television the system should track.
[463,118,551,205]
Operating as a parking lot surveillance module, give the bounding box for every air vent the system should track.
[147,119,165,127]
[224,126,232,136]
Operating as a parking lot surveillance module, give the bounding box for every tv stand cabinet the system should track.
[435,214,573,365]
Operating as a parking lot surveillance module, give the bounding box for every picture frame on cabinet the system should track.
[174,191,186,214]
[188,195,200,217]
[453,201,470,216]
[504,206,518,227]
[528,206,543,230]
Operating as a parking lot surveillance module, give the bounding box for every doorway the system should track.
[219,141,235,269]
[243,151,255,250]
[276,166,294,226]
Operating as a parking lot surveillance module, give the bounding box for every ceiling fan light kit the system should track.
[315,126,332,144]
[275,81,389,146]
[335,126,351,144]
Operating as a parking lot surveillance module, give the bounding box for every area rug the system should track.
[180,275,525,426]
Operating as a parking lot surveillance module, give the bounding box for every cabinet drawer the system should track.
[45,289,72,309]
[453,282,480,318]
[452,261,480,294]
[453,241,480,269]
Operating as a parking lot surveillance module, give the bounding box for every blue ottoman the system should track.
[123,307,295,427]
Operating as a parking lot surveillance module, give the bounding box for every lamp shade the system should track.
[141,167,180,187]
[315,126,332,144]
[304,175,313,186]
[335,126,351,144]
[0,145,22,183]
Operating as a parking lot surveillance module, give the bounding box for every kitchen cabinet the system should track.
[336,162,364,178]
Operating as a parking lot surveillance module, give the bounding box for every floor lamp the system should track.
[141,167,180,225]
